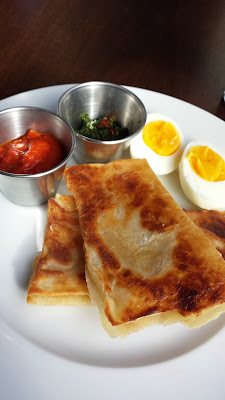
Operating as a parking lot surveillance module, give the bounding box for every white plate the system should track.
[1,85,225,400]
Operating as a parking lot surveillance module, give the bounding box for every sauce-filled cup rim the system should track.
[58,82,147,144]
[0,106,76,178]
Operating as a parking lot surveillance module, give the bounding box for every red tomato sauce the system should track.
[0,129,66,174]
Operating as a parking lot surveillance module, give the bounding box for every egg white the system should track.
[130,113,184,175]
[179,140,225,210]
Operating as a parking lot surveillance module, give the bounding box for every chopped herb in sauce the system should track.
[77,113,129,141]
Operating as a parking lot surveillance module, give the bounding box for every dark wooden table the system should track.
[1,0,225,120]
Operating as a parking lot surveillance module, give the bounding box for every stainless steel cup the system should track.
[58,81,146,164]
[0,107,75,206]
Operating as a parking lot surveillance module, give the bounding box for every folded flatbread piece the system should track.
[27,194,90,305]
[185,209,225,260]
[65,159,225,337]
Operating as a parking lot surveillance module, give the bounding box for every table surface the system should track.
[1,0,225,120]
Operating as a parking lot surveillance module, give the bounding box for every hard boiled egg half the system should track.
[130,113,184,175]
[179,141,225,210]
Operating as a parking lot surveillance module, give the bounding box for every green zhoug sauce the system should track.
[77,113,129,141]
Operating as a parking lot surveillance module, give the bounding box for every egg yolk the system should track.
[187,146,225,182]
[142,121,180,156]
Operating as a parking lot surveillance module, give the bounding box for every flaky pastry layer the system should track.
[27,194,90,306]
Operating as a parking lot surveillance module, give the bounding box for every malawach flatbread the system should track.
[27,194,90,305]
[185,209,225,260]
[65,159,225,338]
[26,196,225,309]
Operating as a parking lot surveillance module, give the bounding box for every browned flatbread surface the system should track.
[185,209,225,260]
[27,194,90,305]
[65,159,225,337]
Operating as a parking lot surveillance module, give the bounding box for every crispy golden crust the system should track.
[27,194,90,305]
[185,209,225,260]
[65,159,225,335]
